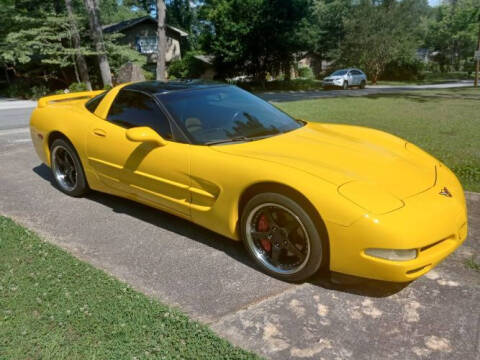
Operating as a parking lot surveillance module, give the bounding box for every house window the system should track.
[136,36,157,54]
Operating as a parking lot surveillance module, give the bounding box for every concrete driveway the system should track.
[0,97,479,360]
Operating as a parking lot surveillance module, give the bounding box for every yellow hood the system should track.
[212,122,436,199]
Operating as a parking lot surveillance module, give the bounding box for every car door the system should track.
[346,71,354,86]
[351,70,360,85]
[358,70,367,83]
[86,89,191,216]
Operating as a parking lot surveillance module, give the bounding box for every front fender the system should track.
[189,146,366,240]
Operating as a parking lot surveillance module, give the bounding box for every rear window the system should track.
[85,92,106,113]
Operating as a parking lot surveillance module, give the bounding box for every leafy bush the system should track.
[68,82,88,93]
[298,66,314,79]
[143,69,155,80]
[381,60,425,81]
[4,81,31,99]
[30,85,49,99]
[2,80,48,99]
[423,71,474,81]
[168,59,187,79]
[168,52,209,79]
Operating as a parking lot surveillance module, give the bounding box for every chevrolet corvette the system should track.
[30,81,468,282]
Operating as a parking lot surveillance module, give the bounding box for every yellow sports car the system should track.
[30,81,468,282]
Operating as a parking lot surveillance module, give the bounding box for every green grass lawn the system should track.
[0,216,260,360]
[275,87,480,192]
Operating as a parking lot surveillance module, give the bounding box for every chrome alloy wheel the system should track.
[245,203,311,275]
[52,145,78,192]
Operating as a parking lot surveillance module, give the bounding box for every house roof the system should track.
[102,16,188,37]
[193,54,214,65]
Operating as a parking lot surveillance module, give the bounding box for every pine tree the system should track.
[83,0,113,87]
[65,0,92,90]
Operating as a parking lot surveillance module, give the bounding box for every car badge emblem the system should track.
[439,187,452,197]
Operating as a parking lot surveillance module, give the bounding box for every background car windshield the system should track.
[331,70,348,76]
[158,86,301,144]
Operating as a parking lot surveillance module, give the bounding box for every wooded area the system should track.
[0,0,479,97]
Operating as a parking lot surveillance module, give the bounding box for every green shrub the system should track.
[68,82,88,93]
[143,69,155,80]
[298,66,314,79]
[381,59,424,81]
[168,52,209,79]
[4,81,31,99]
[168,58,188,79]
[30,85,49,99]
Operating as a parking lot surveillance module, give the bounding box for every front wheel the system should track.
[360,80,366,89]
[342,81,348,90]
[240,193,325,282]
[50,138,89,197]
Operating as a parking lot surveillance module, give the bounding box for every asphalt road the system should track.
[0,91,479,360]
[0,107,34,130]
[258,80,475,102]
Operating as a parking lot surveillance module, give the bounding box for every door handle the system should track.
[93,129,106,137]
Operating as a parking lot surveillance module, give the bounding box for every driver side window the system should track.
[107,89,172,139]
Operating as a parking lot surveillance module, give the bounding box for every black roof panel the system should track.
[123,80,227,95]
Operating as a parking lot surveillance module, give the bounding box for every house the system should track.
[102,16,188,65]
[298,53,333,78]
[193,54,216,80]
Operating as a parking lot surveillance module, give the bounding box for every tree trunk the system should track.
[156,0,167,81]
[65,0,92,91]
[283,62,291,81]
[4,66,10,85]
[83,0,112,88]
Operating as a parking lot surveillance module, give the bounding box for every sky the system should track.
[428,0,441,6]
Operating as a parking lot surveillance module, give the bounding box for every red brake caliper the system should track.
[257,214,271,252]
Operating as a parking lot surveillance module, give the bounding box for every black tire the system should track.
[50,138,89,197]
[342,81,348,90]
[360,80,366,89]
[240,192,326,282]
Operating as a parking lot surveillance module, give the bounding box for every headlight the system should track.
[365,248,417,261]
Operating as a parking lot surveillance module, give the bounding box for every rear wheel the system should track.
[240,193,325,282]
[50,138,89,197]
[360,80,366,89]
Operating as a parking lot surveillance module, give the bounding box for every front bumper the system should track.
[328,164,468,282]
[322,79,344,88]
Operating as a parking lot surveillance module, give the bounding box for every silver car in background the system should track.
[322,68,367,90]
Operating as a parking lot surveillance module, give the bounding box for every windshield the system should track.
[158,86,302,145]
[330,70,348,76]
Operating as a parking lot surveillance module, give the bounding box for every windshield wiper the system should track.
[205,136,251,145]
[205,134,272,146]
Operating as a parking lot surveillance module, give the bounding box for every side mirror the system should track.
[125,127,167,147]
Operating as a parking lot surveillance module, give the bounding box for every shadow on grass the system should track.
[33,163,409,298]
